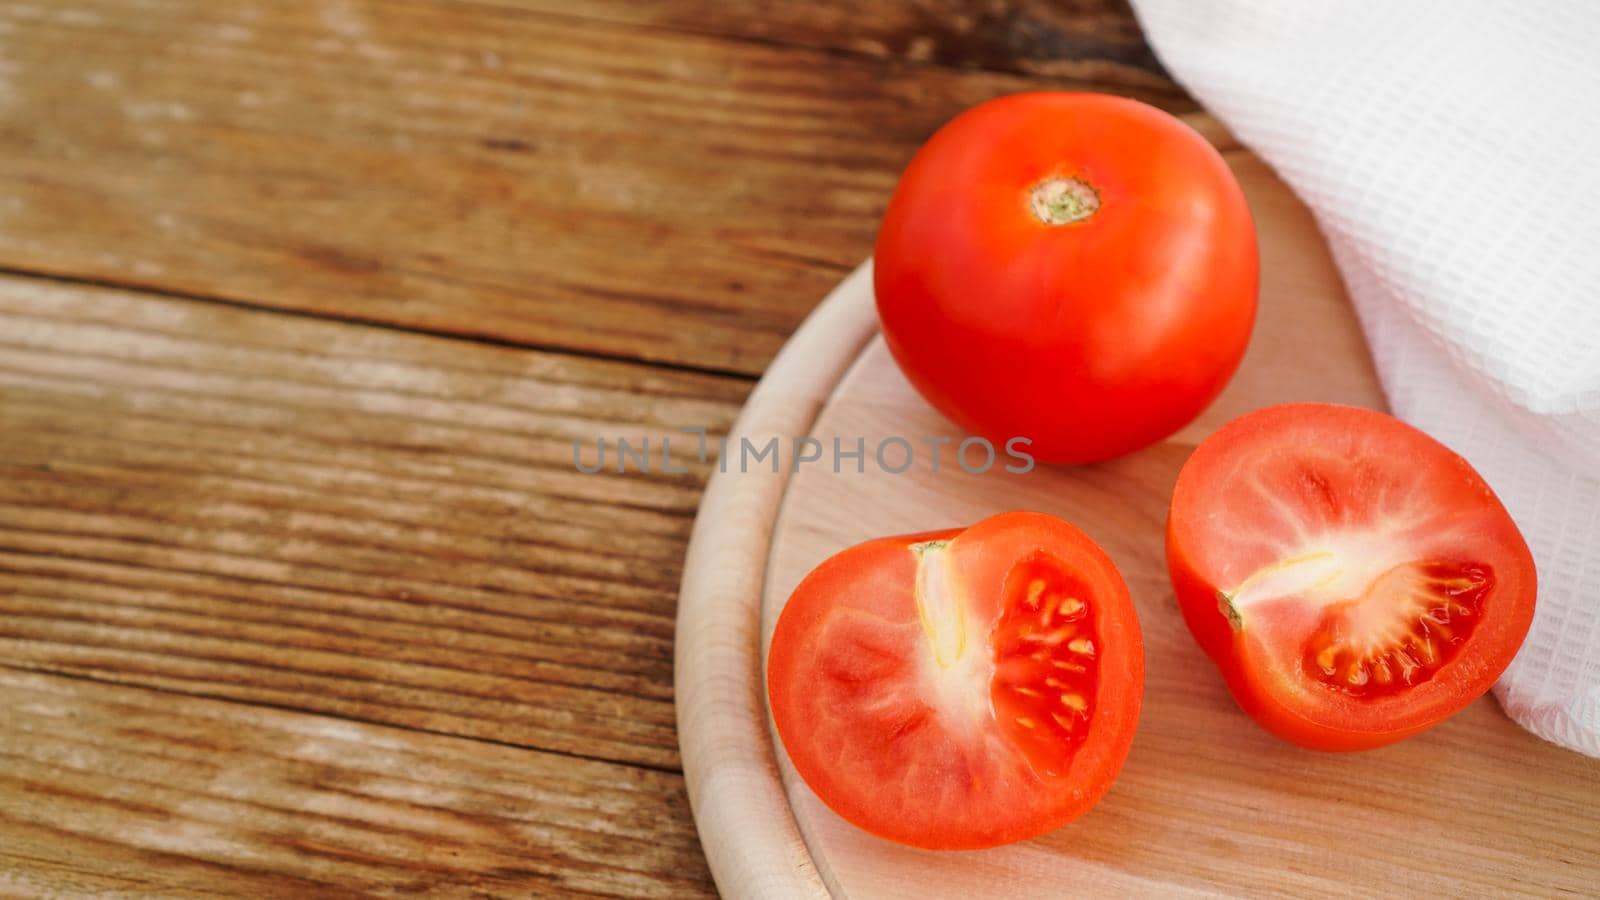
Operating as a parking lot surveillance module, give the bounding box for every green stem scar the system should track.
[1029,177,1101,225]
[1220,551,1344,632]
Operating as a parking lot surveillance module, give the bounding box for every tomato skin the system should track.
[766,512,1143,850]
[1166,403,1537,751]
[875,92,1257,465]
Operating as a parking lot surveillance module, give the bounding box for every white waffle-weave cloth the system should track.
[1131,0,1600,754]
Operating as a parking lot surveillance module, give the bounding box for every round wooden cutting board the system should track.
[675,129,1600,898]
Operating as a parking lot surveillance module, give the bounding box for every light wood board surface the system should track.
[676,141,1600,897]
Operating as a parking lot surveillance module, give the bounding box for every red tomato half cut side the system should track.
[766,512,1143,850]
[1166,403,1536,750]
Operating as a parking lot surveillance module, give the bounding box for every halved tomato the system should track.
[766,511,1143,850]
[1167,403,1536,751]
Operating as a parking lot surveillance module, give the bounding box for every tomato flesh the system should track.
[991,552,1101,775]
[1298,559,1492,700]
[767,512,1142,849]
[1167,403,1536,751]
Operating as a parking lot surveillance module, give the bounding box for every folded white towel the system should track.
[1131,0,1600,754]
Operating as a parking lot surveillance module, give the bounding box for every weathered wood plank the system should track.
[510,0,1188,98]
[0,667,714,896]
[0,0,1186,375]
[0,273,746,770]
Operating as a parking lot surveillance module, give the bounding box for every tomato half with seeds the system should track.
[766,511,1143,850]
[1167,403,1536,751]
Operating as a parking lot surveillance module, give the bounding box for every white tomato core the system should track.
[911,540,995,729]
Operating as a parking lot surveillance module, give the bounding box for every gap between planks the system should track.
[0,265,763,384]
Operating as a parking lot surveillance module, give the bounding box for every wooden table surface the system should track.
[0,2,1193,895]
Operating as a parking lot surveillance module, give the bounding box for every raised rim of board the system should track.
[675,262,876,899]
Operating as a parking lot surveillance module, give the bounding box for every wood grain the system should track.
[0,272,745,771]
[0,0,1187,376]
[678,149,1600,897]
[506,0,1189,100]
[0,667,712,896]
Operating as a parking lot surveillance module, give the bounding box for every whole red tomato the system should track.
[875,92,1258,464]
